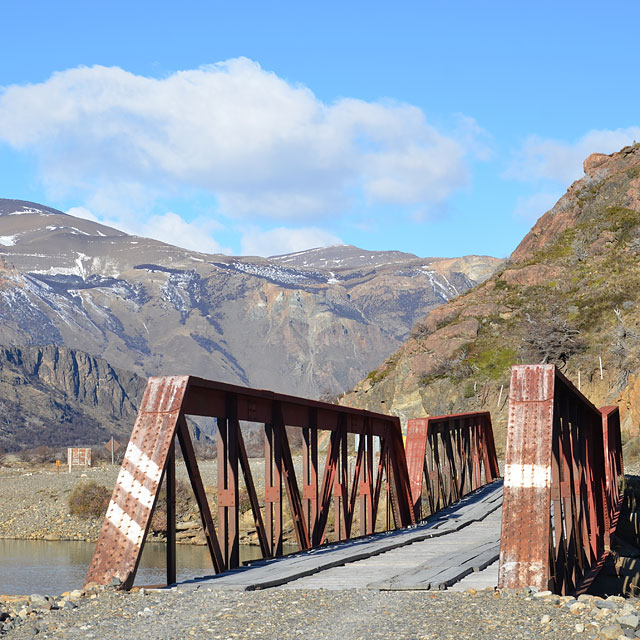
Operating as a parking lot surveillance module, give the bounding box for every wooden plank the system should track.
[424,548,500,590]
[177,481,503,591]
[372,540,500,590]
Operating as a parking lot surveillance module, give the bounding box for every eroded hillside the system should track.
[0,344,144,450]
[342,143,640,447]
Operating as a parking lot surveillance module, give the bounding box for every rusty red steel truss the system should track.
[498,365,624,595]
[84,375,416,589]
[601,405,624,531]
[404,412,500,520]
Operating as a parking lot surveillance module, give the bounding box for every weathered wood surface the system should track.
[282,508,501,591]
[174,480,503,592]
[369,539,499,590]
[449,560,499,591]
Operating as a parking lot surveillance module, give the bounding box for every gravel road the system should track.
[2,586,639,640]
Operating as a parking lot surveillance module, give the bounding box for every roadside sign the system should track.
[104,437,121,465]
[67,447,91,473]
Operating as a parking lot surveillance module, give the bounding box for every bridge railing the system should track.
[84,376,415,589]
[601,405,624,532]
[498,364,623,595]
[405,412,500,520]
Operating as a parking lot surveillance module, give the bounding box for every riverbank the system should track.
[2,583,639,639]
[0,463,118,543]
[0,460,272,545]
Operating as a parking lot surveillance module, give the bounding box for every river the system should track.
[0,539,266,595]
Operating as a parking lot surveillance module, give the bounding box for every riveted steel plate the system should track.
[84,376,189,588]
[499,365,555,591]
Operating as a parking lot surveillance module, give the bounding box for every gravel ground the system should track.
[4,462,640,639]
[0,461,255,544]
[3,586,640,640]
[0,465,120,542]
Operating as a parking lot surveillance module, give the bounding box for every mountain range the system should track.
[0,198,498,449]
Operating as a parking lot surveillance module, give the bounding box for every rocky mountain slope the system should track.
[0,199,499,402]
[341,143,640,445]
[0,344,144,450]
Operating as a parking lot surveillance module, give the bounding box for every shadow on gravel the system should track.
[590,474,640,597]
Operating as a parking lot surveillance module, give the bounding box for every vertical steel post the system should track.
[264,422,283,556]
[217,403,239,569]
[499,365,555,591]
[499,365,619,595]
[166,439,176,585]
[302,407,318,539]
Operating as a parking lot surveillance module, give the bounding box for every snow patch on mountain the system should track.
[30,265,85,278]
[162,270,202,323]
[7,207,49,216]
[418,268,459,301]
[217,260,328,286]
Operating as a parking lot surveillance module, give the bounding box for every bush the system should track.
[150,509,168,533]
[463,383,476,398]
[238,487,252,514]
[68,481,111,518]
[16,445,60,464]
[150,479,194,533]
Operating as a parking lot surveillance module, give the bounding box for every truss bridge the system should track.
[84,364,623,596]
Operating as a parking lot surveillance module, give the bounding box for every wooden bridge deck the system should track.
[174,480,503,593]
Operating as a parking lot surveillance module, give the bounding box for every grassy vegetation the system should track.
[366,369,386,384]
[366,354,399,385]
[604,205,640,239]
[419,183,640,390]
[523,227,577,264]
[462,382,475,398]
[466,346,518,381]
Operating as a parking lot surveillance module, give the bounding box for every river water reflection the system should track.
[0,539,267,595]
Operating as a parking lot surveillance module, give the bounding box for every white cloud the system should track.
[506,127,640,185]
[66,206,99,222]
[453,114,493,162]
[66,206,228,254]
[513,192,562,220]
[240,227,343,257]
[0,60,474,222]
[138,212,228,254]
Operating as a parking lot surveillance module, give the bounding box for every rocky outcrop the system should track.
[342,143,640,445]
[0,344,144,450]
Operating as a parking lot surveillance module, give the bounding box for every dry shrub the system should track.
[150,509,168,533]
[150,479,194,533]
[623,438,640,466]
[238,487,252,514]
[68,481,111,518]
[16,445,61,464]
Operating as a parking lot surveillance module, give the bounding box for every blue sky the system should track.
[1,1,639,259]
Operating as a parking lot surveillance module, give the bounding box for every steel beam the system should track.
[405,412,499,521]
[498,365,623,595]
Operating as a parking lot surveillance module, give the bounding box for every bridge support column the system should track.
[498,365,554,591]
[498,364,621,595]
